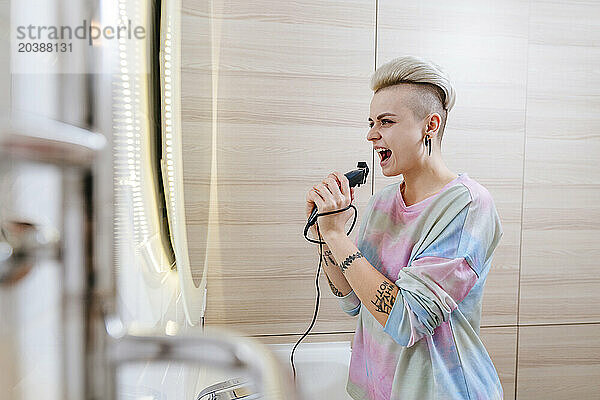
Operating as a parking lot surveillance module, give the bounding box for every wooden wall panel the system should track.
[516,324,600,399]
[181,0,376,335]
[181,1,600,398]
[480,327,518,400]
[376,0,527,327]
[519,0,600,325]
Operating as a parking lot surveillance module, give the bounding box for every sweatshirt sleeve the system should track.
[338,289,361,316]
[383,194,503,347]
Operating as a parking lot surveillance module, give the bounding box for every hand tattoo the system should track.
[339,251,363,274]
[371,280,396,315]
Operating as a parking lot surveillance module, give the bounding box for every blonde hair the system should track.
[370,55,456,143]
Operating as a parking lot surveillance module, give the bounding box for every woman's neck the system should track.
[401,169,459,207]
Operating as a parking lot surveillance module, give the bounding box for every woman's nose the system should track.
[366,126,380,142]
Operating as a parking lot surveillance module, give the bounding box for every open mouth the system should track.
[378,149,392,163]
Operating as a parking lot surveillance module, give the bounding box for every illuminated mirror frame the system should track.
[110,0,205,327]
[159,0,206,326]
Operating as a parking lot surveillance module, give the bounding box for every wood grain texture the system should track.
[253,331,355,345]
[517,324,600,399]
[472,327,517,400]
[181,0,375,335]
[519,0,600,325]
[180,1,599,398]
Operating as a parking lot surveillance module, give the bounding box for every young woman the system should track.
[305,55,504,400]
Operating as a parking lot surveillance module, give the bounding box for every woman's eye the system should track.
[369,119,393,128]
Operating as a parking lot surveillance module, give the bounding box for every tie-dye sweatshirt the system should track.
[337,172,504,400]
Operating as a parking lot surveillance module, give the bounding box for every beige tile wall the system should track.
[181,1,600,398]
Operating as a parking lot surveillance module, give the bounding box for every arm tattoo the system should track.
[371,280,396,315]
[339,251,363,274]
[322,249,337,267]
[326,275,344,297]
[322,250,344,297]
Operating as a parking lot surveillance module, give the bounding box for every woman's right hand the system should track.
[305,173,354,240]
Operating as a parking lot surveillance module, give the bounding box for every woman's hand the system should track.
[305,171,355,240]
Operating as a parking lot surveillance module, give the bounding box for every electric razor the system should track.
[307,162,369,228]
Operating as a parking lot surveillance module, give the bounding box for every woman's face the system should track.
[367,86,429,177]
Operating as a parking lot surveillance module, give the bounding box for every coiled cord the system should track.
[291,204,358,381]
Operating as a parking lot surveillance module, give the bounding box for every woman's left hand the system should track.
[308,171,355,240]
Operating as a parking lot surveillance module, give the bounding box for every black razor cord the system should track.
[291,205,358,381]
[291,162,367,382]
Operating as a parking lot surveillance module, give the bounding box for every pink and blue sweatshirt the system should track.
[338,172,504,400]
